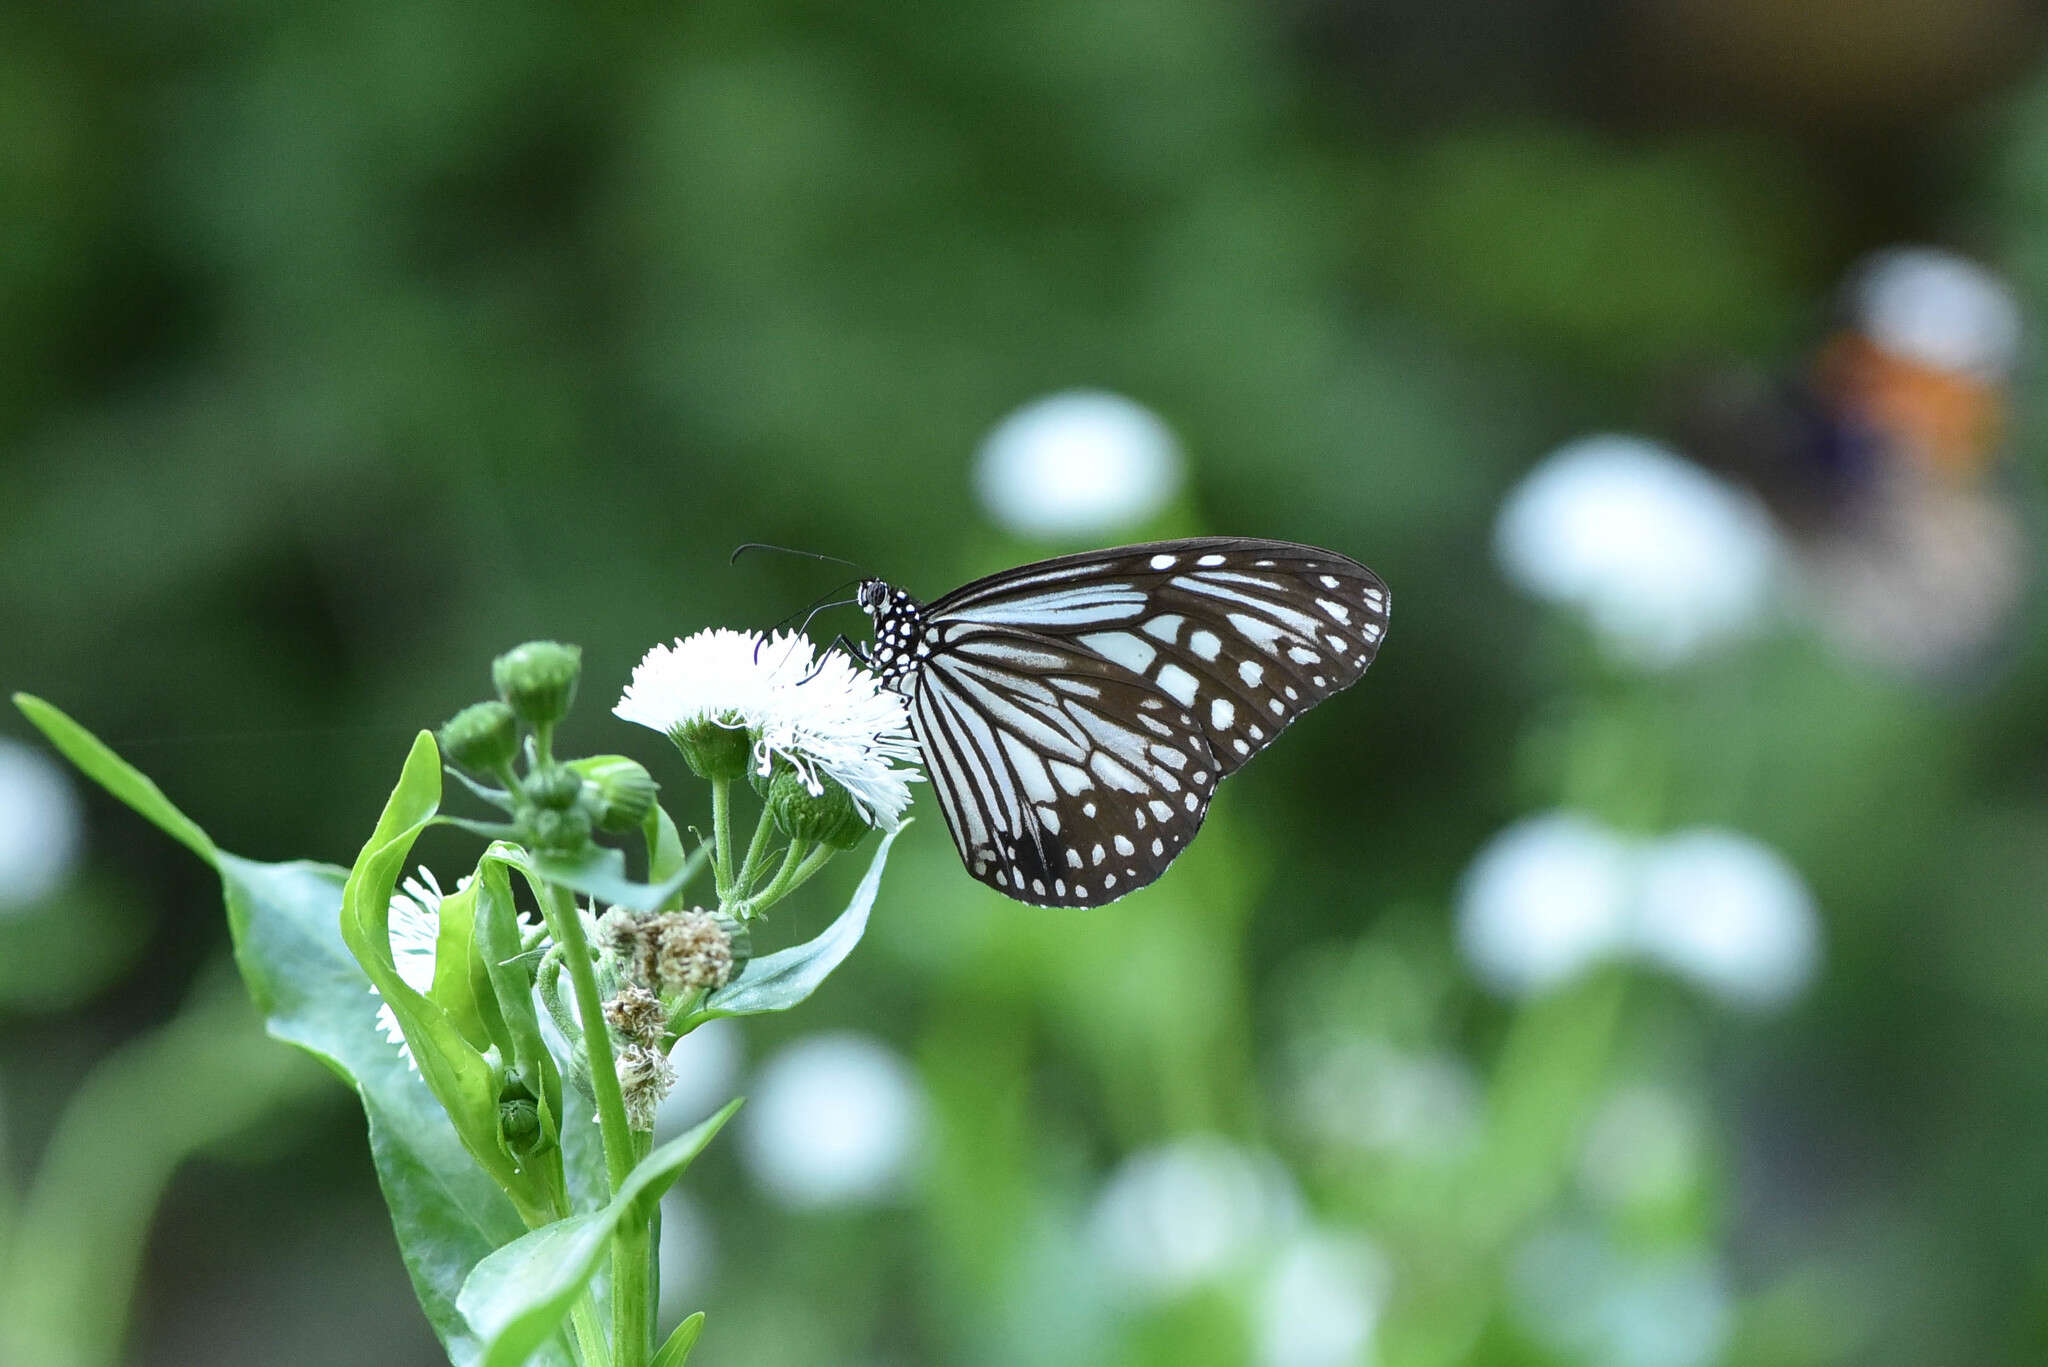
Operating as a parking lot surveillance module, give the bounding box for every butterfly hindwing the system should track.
[931,538,1389,775]
[909,621,1218,907]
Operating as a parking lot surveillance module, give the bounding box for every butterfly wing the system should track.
[909,621,1218,908]
[931,537,1389,775]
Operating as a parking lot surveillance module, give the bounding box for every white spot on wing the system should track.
[1196,553,1226,566]
[1238,659,1264,687]
[1150,553,1178,569]
[1210,698,1235,730]
[1148,799,1173,821]
[1142,615,1184,644]
[1155,663,1199,706]
[1080,632,1157,675]
[1189,629,1221,661]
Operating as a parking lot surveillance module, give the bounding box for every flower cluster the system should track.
[615,628,921,829]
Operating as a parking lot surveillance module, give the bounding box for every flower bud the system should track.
[656,909,739,994]
[522,766,585,812]
[746,745,779,798]
[499,1093,547,1162]
[767,767,870,850]
[493,641,582,729]
[570,756,659,834]
[439,701,519,775]
[672,717,753,784]
[525,805,593,857]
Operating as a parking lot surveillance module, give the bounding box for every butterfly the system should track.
[855,538,1389,907]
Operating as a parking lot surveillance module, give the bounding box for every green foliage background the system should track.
[4,1,2047,1364]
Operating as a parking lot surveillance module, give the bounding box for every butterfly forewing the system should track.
[911,622,1218,907]
[931,538,1389,775]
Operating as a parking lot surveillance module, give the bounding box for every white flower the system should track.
[754,645,922,830]
[614,627,813,740]
[0,737,84,915]
[1254,1231,1393,1367]
[1457,812,1634,998]
[738,1032,926,1209]
[615,629,921,829]
[1457,816,1823,1011]
[974,390,1184,539]
[1631,829,1819,1011]
[1511,1225,1731,1367]
[1289,1036,1482,1160]
[1087,1137,1301,1300]
[1850,246,2021,382]
[1495,435,1783,668]
[373,868,449,1069]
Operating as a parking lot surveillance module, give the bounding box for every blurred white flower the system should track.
[1577,1086,1704,1212]
[1631,829,1820,1011]
[1495,435,1782,667]
[0,737,84,914]
[1457,812,1634,998]
[739,1032,926,1209]
[1511,1225,1731,1367]
[974,390,1184,539]
[616,629,921,828]
[1255,1231,1393,1367]
[1851,247,2021,382]
[657,1191,714,1322]
[1088,1137,1301,1300]
[373,868,448,1070]
[1291,1037,1482,1160]
[655,1018,744,1136]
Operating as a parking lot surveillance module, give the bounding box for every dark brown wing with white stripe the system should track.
[930,538,1389,775]
[909,622,1219,908]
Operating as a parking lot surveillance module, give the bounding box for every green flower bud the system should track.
[525,804,593,857]
[492,641,582,729]
[498,1094,547,1162]
[439,701,519,775]
[767,767,870,850]
[673,717,753,783]
[570,755,659,834]
[746,745,779,798]
[522,766,585,811]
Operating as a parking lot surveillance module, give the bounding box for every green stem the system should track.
[733,805,777,897]
[569,1295,610,1367]
[536,882,646,1367]
[738,840,837,917]
[709,777,735,899]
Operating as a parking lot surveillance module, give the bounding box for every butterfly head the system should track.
[857,578,927,691]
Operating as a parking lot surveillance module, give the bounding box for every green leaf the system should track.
[474,853,562,1127]
[530,843,699,912]
[643,801,696,888]
[458,1101,742,1367]
[686,826,900,1025]
[652,1313,706,1367]
[13,694,217,867]
[430,877,503,1055]
[338,735,543,1209]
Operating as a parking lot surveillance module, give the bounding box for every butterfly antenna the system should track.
[729,542,867,573]
[751,579,864,663]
